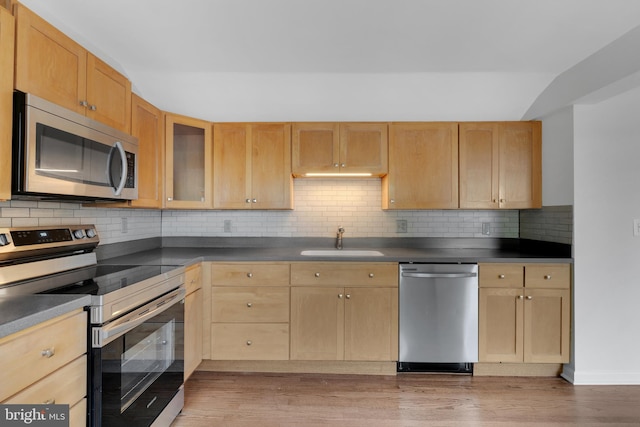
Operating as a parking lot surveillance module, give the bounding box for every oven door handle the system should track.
[92,287,185,348]
[401,272,477,279]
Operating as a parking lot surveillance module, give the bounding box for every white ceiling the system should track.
[18,0,640,75]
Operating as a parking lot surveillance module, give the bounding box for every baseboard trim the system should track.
[197,360,397,376]
[473,363,563,377]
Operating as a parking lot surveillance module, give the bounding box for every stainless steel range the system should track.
[0,225,185,427]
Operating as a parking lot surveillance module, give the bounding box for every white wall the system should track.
[540,107,574,206]
[570,85,640,384]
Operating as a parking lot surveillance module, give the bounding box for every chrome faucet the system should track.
[336,226,345,250]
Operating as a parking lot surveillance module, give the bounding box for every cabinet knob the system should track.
[346,294,351,299]
[43,399,56,405]
[499,274,505,279]
[247,302,252,308]
[252,198,257,203]
[246,198,251,203]
[314,272,320,277]
[544,275,552,280]
[41,348,55,358]
[247,273,253,278]
[246,340,252,346]
[526,295,533,300]
[518,295,524,300]
[493,199,497,203]
[167,197,173,201]
[390,199,395,204]
[338,294,343,299]
[369,273,374,278]
[500,199,505,203]
[79,100,88,107]
[89,104,97,111]
[333,163,339,168]
[341,163,346,168]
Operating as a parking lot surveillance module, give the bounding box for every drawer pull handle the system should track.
[43,399,55,405]
[247,302,252,308]
[246,340,252,346]
[247,273,253,278]
[499,274,505,279]
[369,273,374,278]
[315,273,320,277]
[41,348,55,358]
[544,275,552,280]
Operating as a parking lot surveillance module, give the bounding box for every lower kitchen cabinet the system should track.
[0,7,14,201]
[0,309,87,427]
[184,263,203,380]
[209,263,291,360]
[478,263,571,364]
[289,262,398,361]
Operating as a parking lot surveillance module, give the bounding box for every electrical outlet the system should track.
[634,219,640,237]
[396,219,408,233]
[224,220,232,233]
[482,222,490,235]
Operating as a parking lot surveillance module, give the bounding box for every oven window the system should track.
[93,300,184,427]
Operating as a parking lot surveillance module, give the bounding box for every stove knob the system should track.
[0,233,9,246]
[85,228,96,238]
[73,229,85,239]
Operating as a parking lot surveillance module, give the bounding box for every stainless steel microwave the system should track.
[12,91,138,201]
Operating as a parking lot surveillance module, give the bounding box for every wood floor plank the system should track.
[171,371,640,426]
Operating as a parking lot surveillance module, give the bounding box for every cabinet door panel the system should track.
[129,94,162,208]
[290,287,344,360]
[339,123,388,175]
[14,4,87,115]
[479,288,523,363]
[184,288,203,380]
[251,123,292,209]
[344,287,396,361]
[524,289,570,363]
[86,54,131,133]
[212,286,289,323]
[292,123,339,174]
[213,123,250,208]
[385,123,458,209]
[479,263,524,288]
[0,8,14,200]
[459,123,499,209]
[525,263,571,289]
[499,122,542,209]
[211,323,289,360]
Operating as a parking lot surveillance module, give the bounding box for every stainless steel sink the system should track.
[300,249,385,257]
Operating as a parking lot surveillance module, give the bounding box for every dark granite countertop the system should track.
[0,294,91,340]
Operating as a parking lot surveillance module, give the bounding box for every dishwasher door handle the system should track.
[401,272,478,278]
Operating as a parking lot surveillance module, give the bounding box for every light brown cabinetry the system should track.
[213,123,293,209]
[478,263,570,364]
[290,262,398,361]
[1,309,87,426]
[292,122,388,176]
[210,263,290,360]
[459,122,542,209]
[383,122,459,209]
[164,114,213,209]
[14,4,131,133]
[0,6,14,200]
[184,263,203,380]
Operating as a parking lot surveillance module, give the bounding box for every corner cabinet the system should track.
[213,123,293,209]
[459,122,542,209]
[383,122,458,209]
[478,263,571,364]
[164,114,213,209]
[0,7,14,200]
[292,122,388,176]
[14,4,132,133]
[289,262,398,361]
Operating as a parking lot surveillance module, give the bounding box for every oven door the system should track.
[90,287,185,427]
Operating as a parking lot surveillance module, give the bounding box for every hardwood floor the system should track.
[172,371,640,426]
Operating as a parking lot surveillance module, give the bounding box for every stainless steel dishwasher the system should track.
[398,263,478,373]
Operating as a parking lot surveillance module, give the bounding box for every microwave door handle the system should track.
[107,141,127,196]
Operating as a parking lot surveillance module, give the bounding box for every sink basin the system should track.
[300,250,385,257]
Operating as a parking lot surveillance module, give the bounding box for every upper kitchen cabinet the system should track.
[14,4,132,133]
[130,94,163,208]
[460,122,542,209]
[213,123,293,210]
[292,122,388,176]
[382,122,459,209]
[165,113,213,209]
[0,7,14,200]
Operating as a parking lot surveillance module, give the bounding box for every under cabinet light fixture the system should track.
[303,173,373,177]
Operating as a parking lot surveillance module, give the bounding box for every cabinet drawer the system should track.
[212,263,290,286]
[3,355,86,406]
[185,263,202,295]
[69,398,86,427]
[525,264,571,289]
[0,310,87,401]
[211,323,289,360]
[212,286,289,322]
[291,262,398,287]
[479,263,524,288]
